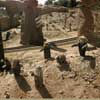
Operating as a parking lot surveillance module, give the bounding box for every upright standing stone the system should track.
[33,65,43,87]
[0,24,4,60]
[20,0,68,46]
[79,0,100,46]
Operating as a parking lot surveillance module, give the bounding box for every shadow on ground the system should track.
[84,55,96,69]
[14,74,31,92]
[36,84,52,98]
[58,62,71,72]
[52,47,66,52]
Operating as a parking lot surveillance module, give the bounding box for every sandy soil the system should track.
[0,43,99,99]
[0,10,100,99]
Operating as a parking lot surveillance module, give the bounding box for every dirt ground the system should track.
[0,10,100,99]
[0,43,100,99]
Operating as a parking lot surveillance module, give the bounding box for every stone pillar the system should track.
[0,24,4,60]
[20,0,44,46]
[79,0,100,46]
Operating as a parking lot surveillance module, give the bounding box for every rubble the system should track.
[4,91,10,99]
